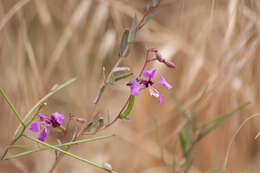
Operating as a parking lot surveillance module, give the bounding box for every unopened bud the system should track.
[104,162,112,171]
[156,52,176,69]
[164,60,176,68]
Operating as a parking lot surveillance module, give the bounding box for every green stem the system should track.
[5,135,115,160]
[0,88,25,127]
[14,78,76,139]
[23,135,116,172]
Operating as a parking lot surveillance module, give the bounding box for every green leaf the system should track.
[120,117,130,121]
[183,122,191,148]
[170,92,188,119]
[199,102,250,139]
[191,84,208,114]
[119,30,129,57]
[0,88,25,127]
[138,11,158,29]
[114,73,133,82]
[84,113,103,134]
[128,15,137,43]
[13,78,77,139]
[7,145,31,149]
[179,132,187,153]
[120,96,135,119]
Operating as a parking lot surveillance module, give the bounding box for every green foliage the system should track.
[84,113,104,134]
[168,85,249,173]
[120,96,135,119]
[119,30,130,57]
[138,11,157,29]
[128,15,137,43]
[199,102,250,139]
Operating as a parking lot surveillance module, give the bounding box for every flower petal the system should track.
[142,68,157,79]
[38,127,50,141]
[148,86,159,98]
[51,112,64,125]
[29,121,41,132]
[38,113,48,121]
[158,93,163,104]
[130,79,143,96]
[156,74,172,89]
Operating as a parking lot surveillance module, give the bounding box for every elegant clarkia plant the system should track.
[130,68,172,104]
[29,112,64,141]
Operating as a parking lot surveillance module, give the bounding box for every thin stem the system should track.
[0,88,25,127]
[138,48,152,77]
[61,113,73,143]
[23,135,116,172]
[6,134,114,160]
[102,95,131,129]
[93,57,124,104]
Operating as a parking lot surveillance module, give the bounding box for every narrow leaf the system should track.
[0,88,25,127]
[120,96,135,119]
[191,84,208,114]
[84,114,100,134]
[170,92,188,119]
[114,73,133,82]
[128,15,137,43]
[138,11,158,29]
[119,30,129,57]
[199,102,250,139]
[183,122,191,148]
[7,145,31,149]
[111,67,130,73]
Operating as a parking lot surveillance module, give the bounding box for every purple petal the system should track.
[158,93,163,104]
[38,127,50,141]
[130,79,143,96]
[51,112,64,125]
[29,121,41,132]
[156,75,172,89]
[142,68,157,79]
[38,113,48,121]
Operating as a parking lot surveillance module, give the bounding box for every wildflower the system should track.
[29,112,64,141]
[129,68,172,104]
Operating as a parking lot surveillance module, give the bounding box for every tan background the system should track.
[0,0,260,172]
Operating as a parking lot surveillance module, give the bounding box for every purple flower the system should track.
[130,79,143,96]
[129,68,172,104]
[29,112,64,141]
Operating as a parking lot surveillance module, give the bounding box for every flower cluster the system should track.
[129,68,172,104]
[29,112,64,141]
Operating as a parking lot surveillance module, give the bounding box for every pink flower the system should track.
[29,112,64,141]
[129,68,172,104]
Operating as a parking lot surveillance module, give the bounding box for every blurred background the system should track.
[0,0,260,172]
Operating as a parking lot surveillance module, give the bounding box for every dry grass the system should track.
[0,0,260,172]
